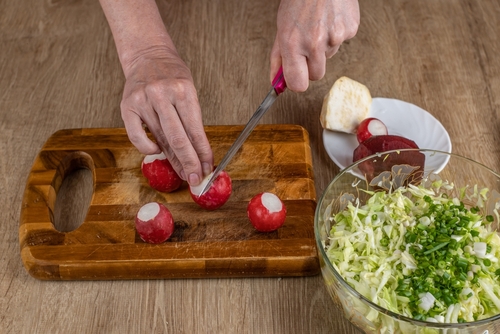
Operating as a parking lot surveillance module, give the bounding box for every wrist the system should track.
[99,0,178,77]
[120,43,179,78]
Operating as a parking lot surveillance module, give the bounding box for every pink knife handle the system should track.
[272,66,287,95]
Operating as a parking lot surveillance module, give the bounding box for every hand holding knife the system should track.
[198,66,287,196]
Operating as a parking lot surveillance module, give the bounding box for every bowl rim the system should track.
[315,148,500,328]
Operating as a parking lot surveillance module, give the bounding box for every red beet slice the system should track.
[353,135,425,183]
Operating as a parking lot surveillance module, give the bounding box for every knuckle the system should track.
[127,133,158,155]
[145,78,196,102]
[329,29,346,48]
[122,89,147,108]
[172,149,199,175]
[140,146,160,155]
[347,23,359,39]
[127,131,143,145]
[168,133,188,151]
[145,80,167,98]
[188,129,207,145]
[181,158,198,173]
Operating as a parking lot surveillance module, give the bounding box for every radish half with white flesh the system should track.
[247,192,287,232]
[356,117,388,143]
[135,202,174,244]
[189,169,232,210]
[141,153,183,193]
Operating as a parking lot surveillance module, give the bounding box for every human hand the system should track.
[270,0,360,91]
[121,47,213,186]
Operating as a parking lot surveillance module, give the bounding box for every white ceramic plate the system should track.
[322,97,452,173]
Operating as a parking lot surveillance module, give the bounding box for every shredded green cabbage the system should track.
[325,180,500,324]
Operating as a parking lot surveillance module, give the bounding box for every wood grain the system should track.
[2,0,500,332]
[19,125,318,280]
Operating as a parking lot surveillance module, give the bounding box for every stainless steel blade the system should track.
[198,88,279,196]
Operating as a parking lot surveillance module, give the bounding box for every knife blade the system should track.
[197,66,287,196]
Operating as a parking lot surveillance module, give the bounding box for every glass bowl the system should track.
[315,149,500,333]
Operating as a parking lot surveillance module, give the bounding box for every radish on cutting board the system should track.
[141,153,183,193]
[356,117,388,143]
[135,202,175,244]
[247,192,287,232]
[189,169,232,210]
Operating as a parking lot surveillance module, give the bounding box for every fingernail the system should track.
[180,170,187,181]
[202,163,212,176]
[188,173,200,186]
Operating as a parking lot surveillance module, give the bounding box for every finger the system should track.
[269,37,283,84]
[125,101,187,179]
[281,54,309,92]
[121,107,161,155]
[307,50,327,82]
[325,43,341,59]
[153,99,204,186]
[174,97,214,177]
[146,118,185,180]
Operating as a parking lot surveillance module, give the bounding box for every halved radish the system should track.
[356,117,388,143]
[189,169,232,210]
[141,153,183,193]
[135,202,174,244]
[247,192,286,232]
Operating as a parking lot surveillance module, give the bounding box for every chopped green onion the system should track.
[325,181,500,324]
[423,242,450,255]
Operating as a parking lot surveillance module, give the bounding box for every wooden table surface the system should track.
[2,0,500,333]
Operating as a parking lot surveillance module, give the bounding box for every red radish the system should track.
[189,169,232,210]
[356,117,388,143]
[135,202,174,244]
[247,192,287,232]
[141,152,182,193]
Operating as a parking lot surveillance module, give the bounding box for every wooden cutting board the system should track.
[19,125,319,280]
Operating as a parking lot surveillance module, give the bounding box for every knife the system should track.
[198,66,287,196]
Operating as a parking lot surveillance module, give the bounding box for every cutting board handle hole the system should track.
[51,151,95,233]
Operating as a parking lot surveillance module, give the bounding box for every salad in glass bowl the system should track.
[315,149,500,333]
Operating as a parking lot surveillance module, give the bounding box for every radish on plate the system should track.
[141,152,182,193]
[356,117,388,143]
[135,202,175,244]
[189,169,232,210]
[247,192,287,232]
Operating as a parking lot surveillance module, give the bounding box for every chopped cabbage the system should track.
[325,180,500,326]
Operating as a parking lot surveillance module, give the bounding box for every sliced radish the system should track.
[356,117,388,143]
[135,202,174,244]
[141,152,183,193]
[247,192,287,232]
[189,169,232,210]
